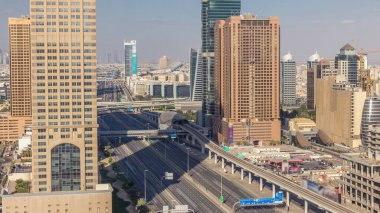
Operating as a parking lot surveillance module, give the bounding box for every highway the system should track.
[101,111,291,212]
[181,124,356,213]
[97,80,133,102]
[102,112,225,212]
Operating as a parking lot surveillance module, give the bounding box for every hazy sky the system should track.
[1,0,380,63]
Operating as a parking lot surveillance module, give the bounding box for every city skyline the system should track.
[1,0,380,63]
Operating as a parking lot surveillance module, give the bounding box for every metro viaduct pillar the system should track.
[304,200,308,213]
[240,168,244,180]
[208,150,212,160]
[214,154,218,164]
[222,158,225,168]
[260,177,263,191]
[286,191,290,208]
[272,184,276,197]
[231,164,235,174]
[248,172,252,184]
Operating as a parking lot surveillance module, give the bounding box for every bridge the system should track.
[179,124,355,213]
[98,129,186,137]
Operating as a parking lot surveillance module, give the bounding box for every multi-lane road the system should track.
[99,111,308,212]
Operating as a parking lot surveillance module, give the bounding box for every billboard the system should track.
[240,192,283,206]
[302,180,339,202]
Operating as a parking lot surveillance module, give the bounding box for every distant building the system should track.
[315,76,366,148]
[281,53,297,107]
[189,49,203,101]
[306,52,320,109]
[335,44,360,85]
[0,115,31,143]
[0,49,3,64]
[341,125,380,213]
[124,40,137,77]
[159,56,171,69]
[201,0,241,127]
[288,118,318,143]
[113,49,119,64]
[8,17,32,117]
[214,14,281,146]
[361,96,380,146]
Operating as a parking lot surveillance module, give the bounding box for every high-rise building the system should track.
[30,0,98,192]
[0,49,3,64]
[306,52,320,109]
[106,52,111,64]
[361,96,380,146]
[281,53,296,107]
[113,49,119,64]
[8,17,31,117]
[335,44,360,85]
[189,48,203,102]
[159,56,171,69]
[201,0,241,127]
[214,14,281,146]
[315,76,366,148]
[124,40,137,77]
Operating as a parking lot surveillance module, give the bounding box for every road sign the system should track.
[127,107,134,111]
[170,133,177,139]
[165,172,173,180]
[220,196,224,203]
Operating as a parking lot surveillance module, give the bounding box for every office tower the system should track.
[201,0,241,127]
[306,52,320,109]
[315,76,366,148]
[30,0,98,192]
[124,40,137,77]
[159,56,171,69]
[281,53,296,107]
[361,97,380,146]
[335,44,360,85]
[341,125,380,213]
[0,49,3,64]
[8,17,31,117]
[190,48,203,102]
[214,14,281,146]
[106,52,111,64]
[113,49,119,64]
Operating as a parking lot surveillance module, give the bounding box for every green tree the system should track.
[15,179,30,193]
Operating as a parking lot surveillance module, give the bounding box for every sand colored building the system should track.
[159,56,171,69]
[8,17,31,117]
[214,14,281,146]
[315,76,366,148]
[0,114,31,143]
[30,0,98,192]
[3,184,112,213]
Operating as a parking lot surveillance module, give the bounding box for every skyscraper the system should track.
[281,53,297,107]
[335,44,360,85]
[361,96,380,146]
[124,40,137,77]
[30,0,98,192]
[214,14,281,146]
[8,17,31,117]
[190,48,203,102]
[306,52,320,109]
[0,49,3,64]
[201,0,241,127]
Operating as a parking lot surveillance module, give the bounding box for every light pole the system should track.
[147,123,150,143]
[144,169,148,202]
[186,148,190,173]
[220,168,223,205]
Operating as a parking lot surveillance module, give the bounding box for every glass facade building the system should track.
[124,40,137,77]
[51,144,81,191]
[361,97,380,146]
[201,0,241,127]
[281,53,297,107]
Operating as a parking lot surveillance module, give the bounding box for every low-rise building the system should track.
[0,114,31,143]
[3,184,113,213]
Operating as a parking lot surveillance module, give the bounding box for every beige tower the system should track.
[8,17,31,117]
[30,0,98,192]
[214,14,281,146]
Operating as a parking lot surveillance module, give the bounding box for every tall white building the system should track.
[281,53,297,107]
[124,40,137,77]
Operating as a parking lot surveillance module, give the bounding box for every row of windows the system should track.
[36,82,93,87]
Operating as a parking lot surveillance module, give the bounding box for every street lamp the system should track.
[186,148,190,173]
[220,168,223,205]
[146,123,151,143]
[144,169,148,202]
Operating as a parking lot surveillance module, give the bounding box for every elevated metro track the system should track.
[180,124,355,213]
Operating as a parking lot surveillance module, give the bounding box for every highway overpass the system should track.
[98,129,185,137]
